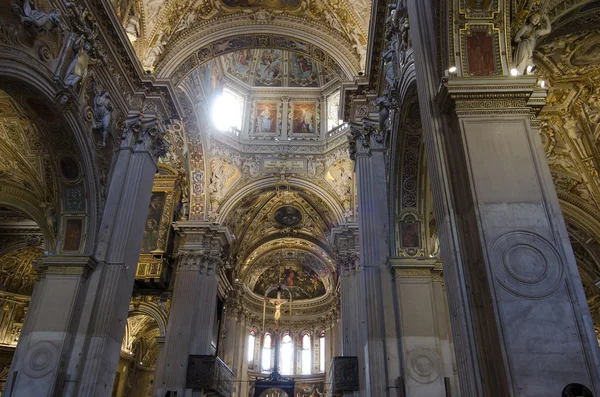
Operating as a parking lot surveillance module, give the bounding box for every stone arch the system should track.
[388,80,427,257]
[217,177,347,226]
[156,16,360,79]
[128,301,168,337]
[0,52,101,254]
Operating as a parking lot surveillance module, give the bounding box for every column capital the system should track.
[330,225,361,275]
[120,111,170,161]
[436,76,548,118]
[174,221,234,251]
[330,224,360,255]
[176,251,225,274]
[347,122,387,161]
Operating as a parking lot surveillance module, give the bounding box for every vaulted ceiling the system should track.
[110,0,370,75]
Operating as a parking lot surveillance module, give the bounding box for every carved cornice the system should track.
[388,257,442,281]
[38,255,98,278]
[436,76,548,117]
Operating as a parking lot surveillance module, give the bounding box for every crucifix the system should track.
[262,285,292,330]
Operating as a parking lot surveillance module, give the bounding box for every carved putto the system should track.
[11,0,61,35]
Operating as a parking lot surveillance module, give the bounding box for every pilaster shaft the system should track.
[348,126,393,397]
[153,222,232,397]
[431,77,600,396]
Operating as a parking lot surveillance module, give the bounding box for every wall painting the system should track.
[141,192,166,253]
[292,103,316,134]
[255,102,279,133]
[63,218,83,251]
[466,31,494,76]
[254,265,326,300]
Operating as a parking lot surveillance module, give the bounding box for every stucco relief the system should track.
[209,158,239,214]
[490,231,564,299]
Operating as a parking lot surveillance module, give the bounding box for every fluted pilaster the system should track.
[153,222,233,397]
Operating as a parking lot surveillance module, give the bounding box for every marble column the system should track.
[6,113,168,397]
[348,123,400,397]
[153,222,232,397]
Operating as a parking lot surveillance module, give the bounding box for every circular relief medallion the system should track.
[407,347,439,384]
[23,340,58,379]
[274,206,302,227]
[490,231,564,299]
[59,156,80,181]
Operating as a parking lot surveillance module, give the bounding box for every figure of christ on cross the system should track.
[262,286,293,330]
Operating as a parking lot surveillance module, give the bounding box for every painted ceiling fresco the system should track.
[111,0,370,71]
[219,49,336,88]
[253,264,326,300]
[220,0,302,10]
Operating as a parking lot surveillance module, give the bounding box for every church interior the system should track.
[0,0,600,396]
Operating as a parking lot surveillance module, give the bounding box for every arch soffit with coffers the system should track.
[216,177,347,227]
[243,238,335,272]
[0,186,54,253]
[560,198,600,283]
[242,247,334,290]
[156,17,361,79]
[128,302,168,337]
[0,52,101,255]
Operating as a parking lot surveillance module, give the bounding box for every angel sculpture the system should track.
[513,12,551,75]
[64,35,100,88]
[92,88,113,148]
[11,0,61,35]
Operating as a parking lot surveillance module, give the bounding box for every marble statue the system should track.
[125,14,139,43]
[64,35,99,88]
[513,12,551,75]
[142,32,165,70]
[44,207,57,235]
[11,0,61,35]
[92,88,113,147]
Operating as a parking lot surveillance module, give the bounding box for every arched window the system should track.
[327,90,342,131]
[280,333,293,375]
[262,333,272,371]
[301,333,311,375]
[248,330,256,363]
[319,331,325,372]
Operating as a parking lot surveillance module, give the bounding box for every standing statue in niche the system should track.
[513,12,551,75]
[92,87,113,147]
[64,35,100,88]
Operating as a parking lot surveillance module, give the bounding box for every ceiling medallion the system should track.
[274,206,302,227]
